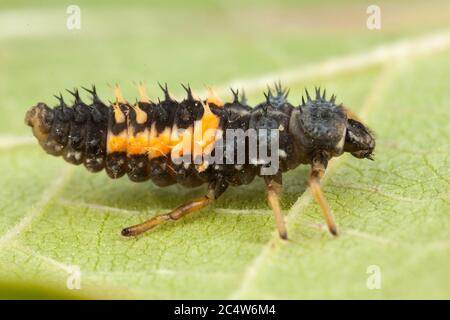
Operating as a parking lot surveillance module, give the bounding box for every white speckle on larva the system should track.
[336,128,346,151]
[74,152,82,161]
[279,150,287,158]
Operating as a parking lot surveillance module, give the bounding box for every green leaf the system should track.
[1,1,449,299]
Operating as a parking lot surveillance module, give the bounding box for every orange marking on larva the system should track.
[195,128,222,172]
[107,133,128,153]
[199,102,220,155]
[193,120,203,160]
[113,104,126,123]
[136,82,151,103]
[170,126,194,160]
[202,102,220,132]
[127,112,150,155]
[131,103,147,124]
[147,126,173,158]
[113,84,125,103]
[127,135,149,155]
[127,107,149,155]
[203,129,221,154]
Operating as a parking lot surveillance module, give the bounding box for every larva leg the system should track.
[309,159,338,236]
[121,177,228,237]
[265,174,288,240]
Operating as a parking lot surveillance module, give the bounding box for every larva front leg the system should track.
[309,155,338,236]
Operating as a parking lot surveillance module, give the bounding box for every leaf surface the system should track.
[0,1,449,299]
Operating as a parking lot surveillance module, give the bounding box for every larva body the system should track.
[25,83,375,239]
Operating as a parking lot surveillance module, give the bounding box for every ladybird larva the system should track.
[25,82,375,239]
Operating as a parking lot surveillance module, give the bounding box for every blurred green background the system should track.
[0,0,449,299]
[3,0,450,135]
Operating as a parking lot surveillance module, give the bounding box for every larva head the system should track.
[343,118,375,160]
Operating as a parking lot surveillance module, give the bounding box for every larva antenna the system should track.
[322,89,326,101]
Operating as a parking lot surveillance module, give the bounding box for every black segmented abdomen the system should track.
[36,92,109,173]
[25,83,302,188]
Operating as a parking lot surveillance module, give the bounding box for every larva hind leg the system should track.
[121,177,228,237]
[265,173,288,240]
